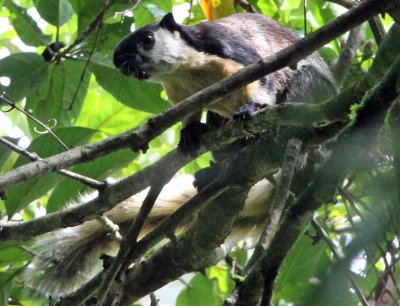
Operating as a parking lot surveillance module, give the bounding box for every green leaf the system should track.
[46,148,137,213]
[177,273,223,306]
[86,17,133,56]
[133,6,156,29]
[5,127,96,217]
[0,53,48,102]
[207,266,235,295]
[0,272,13,306]
[0,247,30,268]
[89,55,169,114]
[0,137,18,171]
[25,59,90,130]
[274,231,331,304]
[5,0,52,47]
[33,0,73,26]
[75,85,151,136]
[68,0,102,36]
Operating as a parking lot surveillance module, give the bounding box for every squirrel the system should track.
[25,13,336,298]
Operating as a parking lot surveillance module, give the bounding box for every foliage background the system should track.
[0,0,398,305]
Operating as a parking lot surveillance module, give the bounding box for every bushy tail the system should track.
[24,175,273,298]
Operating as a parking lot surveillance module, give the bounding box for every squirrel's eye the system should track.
[142,33,155,49]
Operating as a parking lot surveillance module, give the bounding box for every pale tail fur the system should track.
[24,175,274,298]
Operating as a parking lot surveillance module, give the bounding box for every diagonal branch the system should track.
[225,138,302,305]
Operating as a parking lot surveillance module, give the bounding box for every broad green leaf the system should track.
[207,266,235,295]
[47,148,137,213]
[177,273,223,306]
[254,0,278,17]
[0,53,48,102]
[0,247,30,268]
[146,0,173,16]
[33,0,73,26]
[0,272,13,306]
[5,0,52,47]
[25,59,90,130]
[133,0,172,28]
[86,17,133,56]
[68,0,102,36]
[5,127,96,217]
[75,85,151,136]
[10,282,45,306]
[133,6,157,29]
[230,248,248,267]
[274,231,331,304]
[89,55,169,114]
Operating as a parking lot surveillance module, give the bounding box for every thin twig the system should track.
[0,136,104,190]
[324,0,386,44]
[64,1,105,111]
[150,292,159,306]
[0,95,69,150]
[311,219,368,306]
[96,215,122,242]
[235,0,257,13]
[339,186,400,300]
[249,139,302,273]
[94,183,165,305]
[56,2,112,60]
[304,0,308,36]
[113,0,141,18]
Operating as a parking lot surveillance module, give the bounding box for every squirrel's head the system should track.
[113,13,186,81]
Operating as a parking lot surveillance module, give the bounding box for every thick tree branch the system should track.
[0,149,191,241]
[0,0,396,192]
[225,138,302,305]
[331,24,365,86]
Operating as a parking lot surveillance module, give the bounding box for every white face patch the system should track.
[137,28,186,80]
[249,86,276,106]
[137,28,212,82]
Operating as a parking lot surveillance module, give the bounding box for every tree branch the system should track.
[0,136,105,190]
[225,138,302,305]
[94,183,165,305]
[325,0,386,44]
[331,24,365,86]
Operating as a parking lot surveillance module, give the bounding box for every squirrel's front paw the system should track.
[233,102,263,121]
[178,122,210,157]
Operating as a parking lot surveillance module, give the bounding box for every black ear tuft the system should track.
[160,13,179,32]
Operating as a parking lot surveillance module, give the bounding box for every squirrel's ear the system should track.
[160,13,179,32]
